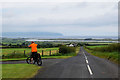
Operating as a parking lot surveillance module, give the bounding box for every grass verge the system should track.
[2,64,41,79]
[0,56,71,61]
[84,47,119,64]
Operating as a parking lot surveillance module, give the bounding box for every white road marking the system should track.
[87,65,93,75]
[83,50,93,75]
[83,52,87,60]
[86,59,88,64]
[85,55,87,60]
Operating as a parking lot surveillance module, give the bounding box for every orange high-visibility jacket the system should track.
[28,43,38,52]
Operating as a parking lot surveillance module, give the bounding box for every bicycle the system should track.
[26,53,42,66]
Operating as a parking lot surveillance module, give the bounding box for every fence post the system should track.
[57,50,59,53]
[14,51,16,55]
[24,50,26,56]
[49,50,51,56]
[42,50,44,57]
[57,50,59,54]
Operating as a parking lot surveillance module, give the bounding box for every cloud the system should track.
[2,2,118,36]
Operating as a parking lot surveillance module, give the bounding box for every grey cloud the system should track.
[2,2,118,36]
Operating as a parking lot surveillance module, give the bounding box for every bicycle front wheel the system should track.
[26,57,31,64]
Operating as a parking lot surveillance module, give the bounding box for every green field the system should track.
[2,64,41,79]
[1,47,59,55]
[1,47,80,61]
[86,45,107,48]
[87,42,112,44]
[0,46,7,47]
[84,44,119,64]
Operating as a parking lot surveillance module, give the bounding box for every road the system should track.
[32,47,119,79]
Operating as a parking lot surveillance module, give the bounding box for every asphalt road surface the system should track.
[33,47,119,79]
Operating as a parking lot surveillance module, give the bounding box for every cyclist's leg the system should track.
[37,53,41,62]
[34,52,38,62]
[31,53,34,64]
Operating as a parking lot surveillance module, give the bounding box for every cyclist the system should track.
[28,41,38,63]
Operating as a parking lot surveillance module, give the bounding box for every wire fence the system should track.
[1,49,59,57]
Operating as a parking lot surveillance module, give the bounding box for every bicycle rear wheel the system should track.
[37,58,42,66]
[37,55,42,66]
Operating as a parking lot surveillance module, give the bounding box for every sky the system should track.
[1,1,118,36]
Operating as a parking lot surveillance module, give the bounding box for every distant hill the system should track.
[2,32,63,38]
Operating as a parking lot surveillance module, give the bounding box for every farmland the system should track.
[1,46,80,60]
[1,37,118,61]
[86,45,108,48]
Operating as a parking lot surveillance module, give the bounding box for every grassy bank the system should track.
[2,64,41,79]
[84,44,119,64]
